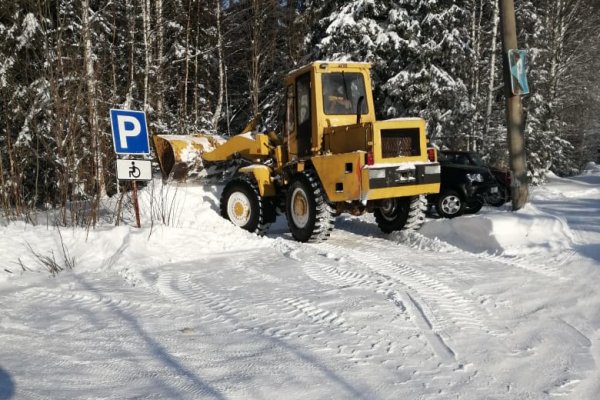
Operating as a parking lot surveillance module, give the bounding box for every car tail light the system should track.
[366,151,374,166]
[427,147,436,162]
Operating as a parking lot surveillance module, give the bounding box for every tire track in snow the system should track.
[9,284,224,399]
[154,269,450,380]
[14,287,170,321]
[393,230,568,279]
[155,271,400,396]
[278,241,483,365]
[312,240,498,336]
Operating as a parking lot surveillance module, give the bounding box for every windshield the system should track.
[322,72,368,115]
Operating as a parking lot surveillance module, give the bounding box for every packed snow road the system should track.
[1,166,600,399]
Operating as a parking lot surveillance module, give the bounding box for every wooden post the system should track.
[131,180,141,228]
[499,0,528,210]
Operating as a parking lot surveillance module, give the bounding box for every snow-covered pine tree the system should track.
[309,0,473,147]
[0,4,55,216]
[515,0,573,182]
[403,0,472,147]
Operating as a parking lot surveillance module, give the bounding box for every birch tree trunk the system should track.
[249,0,262,118]
[211,0,225,131]
[82,0,105,204]
[483,0,499,142]
[125,0,136,109]
[469,0,483,150]
[156,0,164,122]
[142,0,152,111]
[182,0,192,130]
[549,0,562,101]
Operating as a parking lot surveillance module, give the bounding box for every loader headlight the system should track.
[466,173,484,182]
[368,169,386,179]
[424,165,440,174]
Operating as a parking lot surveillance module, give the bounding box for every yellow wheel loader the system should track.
[153,62,441,242]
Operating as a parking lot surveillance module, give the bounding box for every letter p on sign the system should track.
[110,109,150,155]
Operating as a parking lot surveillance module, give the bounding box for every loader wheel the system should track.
[375,195,426,233]
[220,176,274,235]
[286,170,335,243]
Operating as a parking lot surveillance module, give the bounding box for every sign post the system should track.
[500,0,529,211]
[110,109,152,228]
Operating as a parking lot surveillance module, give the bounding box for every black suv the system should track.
[428,151,507,218]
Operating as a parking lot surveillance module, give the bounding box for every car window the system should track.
[470,153,485,166]
[457,155,470,165]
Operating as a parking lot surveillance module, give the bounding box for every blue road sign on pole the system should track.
[508,49,530,96]
[110,109,150,155]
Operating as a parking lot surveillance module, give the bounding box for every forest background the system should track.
[1,0,599,224]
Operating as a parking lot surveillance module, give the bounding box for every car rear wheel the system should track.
[436,190,465,218]
[485,186,509,207]
[464,201,484,214]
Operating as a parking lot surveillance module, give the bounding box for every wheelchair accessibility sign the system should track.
[116,159,152,181]
[110,109,150,155]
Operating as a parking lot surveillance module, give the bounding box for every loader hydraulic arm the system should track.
[201,133,272,163]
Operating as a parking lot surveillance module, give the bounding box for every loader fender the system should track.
[238,165,276,197]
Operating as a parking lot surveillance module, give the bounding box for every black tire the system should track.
[464,200,484,214]
[485,186,509,207]
[220,175,273,235]
[375,195,426,233]
[285,170,335,243]
[436,190,465,218]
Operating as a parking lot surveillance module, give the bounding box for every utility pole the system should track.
[499,0,528,210]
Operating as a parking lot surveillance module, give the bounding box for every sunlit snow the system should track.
[1,164,600,399]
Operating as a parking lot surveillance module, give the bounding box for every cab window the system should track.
[322,72,368,115]
[285,85,295,136]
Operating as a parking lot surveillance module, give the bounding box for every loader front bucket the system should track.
[152,134,225,180]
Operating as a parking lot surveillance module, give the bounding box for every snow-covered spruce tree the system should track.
[308,0,473,146]
[475,0,508,167]
[538,0,600,174]
[406,0,472,147]
[0,4,56,217]
[222,0,289,134]
[308,0,402,117]
[515,0,574,182]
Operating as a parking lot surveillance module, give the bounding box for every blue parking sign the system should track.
[110,109,150,155]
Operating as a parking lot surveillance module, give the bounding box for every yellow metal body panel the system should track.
[274,145,286,170]
[238,165,276,197]
[311,153,364,202]
[323,123,373,154]
[202,133,271,162]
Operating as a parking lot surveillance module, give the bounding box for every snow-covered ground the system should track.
[1,164,600,399]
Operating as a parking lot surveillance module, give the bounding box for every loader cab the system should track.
[285,62,376,160]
